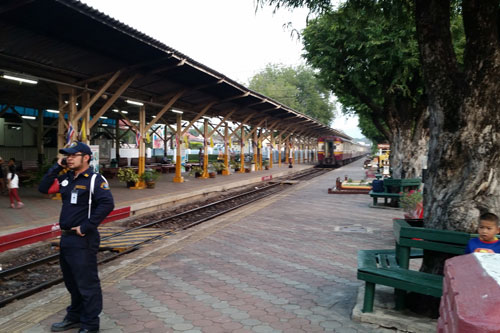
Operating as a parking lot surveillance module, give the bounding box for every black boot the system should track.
[50,319,80,332]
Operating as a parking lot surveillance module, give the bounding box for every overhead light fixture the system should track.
[47,109,59,114]
[100,116,108,119]
[126,99,143,106]
[64,101,79,106]
[1,72,38,85]
[112,109,119,113]
[131,120,140,123]
[171,109,183,114]
[151,115,156,118]
[121,110,128,114]
[22,115,36,120]
[102,124,108,127]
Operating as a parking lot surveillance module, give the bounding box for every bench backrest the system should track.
[383,178,421,194]
[21,160,38,171]
[393,219,471,255]
[118,158,128,167]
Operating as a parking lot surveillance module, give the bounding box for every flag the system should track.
[146,132,151,144]
[229,138,232,148]
[258,140,261,149]
[80,120,87,142]
[183,135,189,146]
[66,123,75,145]
[135,131,141,147]
[210,137,214,148]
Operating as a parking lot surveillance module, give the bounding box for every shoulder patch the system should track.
[100,182,110,190]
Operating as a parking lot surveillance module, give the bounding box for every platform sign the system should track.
[90,145,99,173]
[377,143,390,149]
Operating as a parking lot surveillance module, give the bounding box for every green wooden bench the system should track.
[369,178,421,207]
[357,219,471,313]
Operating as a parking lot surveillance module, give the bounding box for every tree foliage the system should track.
[248,64,335,125]
[302,0,426,142]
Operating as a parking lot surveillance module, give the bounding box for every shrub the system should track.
[117,168,139,183]
[400,189,423,213]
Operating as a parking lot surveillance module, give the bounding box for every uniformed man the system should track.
[39,142,114,333]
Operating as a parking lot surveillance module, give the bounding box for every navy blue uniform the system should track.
[39,163,114,331]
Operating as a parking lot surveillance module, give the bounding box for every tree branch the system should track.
[462,0,500,78]
[415,0,463,107]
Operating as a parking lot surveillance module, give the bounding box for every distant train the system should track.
[317,136,369,167]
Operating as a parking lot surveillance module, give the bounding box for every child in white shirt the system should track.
[7,165,23,208]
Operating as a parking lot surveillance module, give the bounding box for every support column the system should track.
[258,132,263,171]
[253,131,258,171]
[115,121,120,165]
[81,91,90,145]
[164,124,168,158]
[285,138,290,164]
[201,119,209,178]
[240,128,245,173]
[222,123,230,175]
[68,89,78,145]
[278,135,282,168]
[134,106,146,189]
[269,132,274,169]
[57,94,66,152]
[173,114,184,183]
[37,110,44,165]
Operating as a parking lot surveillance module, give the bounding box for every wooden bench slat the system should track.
[357,269,443,297]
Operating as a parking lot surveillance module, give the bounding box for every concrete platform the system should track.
[0,159,434,333]
[0,164,312,236]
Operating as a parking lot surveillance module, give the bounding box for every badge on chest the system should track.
[71,190,78,204]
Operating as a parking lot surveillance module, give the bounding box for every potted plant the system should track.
[212,161,227,174]
[244,160,252,173]
[189,166,203,178]
[400,189,423,219]
[117,167,139,188]
[207,164,217,178]
[230,159,240,172]
[262,159,269,170]
[140,169,160,189]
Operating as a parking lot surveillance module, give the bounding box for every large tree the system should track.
[301,0,428,178]
[414,1,500,234]
[258,0,500,284]
[248,64,335,125]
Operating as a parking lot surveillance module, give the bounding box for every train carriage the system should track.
[317,136,369,167]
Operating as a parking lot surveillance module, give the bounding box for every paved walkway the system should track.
[0,159,406,332]
[0,164,310,236]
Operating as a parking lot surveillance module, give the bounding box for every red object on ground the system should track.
[438,254,500,333]
[0,206,131,252]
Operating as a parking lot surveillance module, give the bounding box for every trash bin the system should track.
[372,179,384,192]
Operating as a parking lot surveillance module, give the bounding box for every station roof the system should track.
[0,0,351,139]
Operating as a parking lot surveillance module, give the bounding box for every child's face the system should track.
[478,220,500,242]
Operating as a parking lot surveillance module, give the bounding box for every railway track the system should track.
[0,167,330,307]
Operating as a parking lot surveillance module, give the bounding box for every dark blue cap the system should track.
[59,141,92,155]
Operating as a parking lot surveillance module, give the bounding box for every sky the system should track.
[80,0,362,138]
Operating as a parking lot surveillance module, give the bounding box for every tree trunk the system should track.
[387,103,429,179]
[416,0,500,233]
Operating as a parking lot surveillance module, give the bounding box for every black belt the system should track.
[61,229,77,235]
